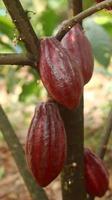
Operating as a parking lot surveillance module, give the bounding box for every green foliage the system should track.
[94,12,112,37]
[0,17,14,38]
[0,0,112,102]
[84,17,112,68]
[19,80,42,103]
[39,6,60,36]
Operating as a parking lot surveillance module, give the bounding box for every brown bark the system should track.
[0,1,112,200]
[1,1,112,66]
[59,99,87,200]
[56,0,112,41]
[59,1,87,200]
[3,0,40,62]
[0,53,34,66]
[68,0,82,16]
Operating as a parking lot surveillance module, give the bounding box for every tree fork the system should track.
[56,0,112,41]
[3,0,40,62]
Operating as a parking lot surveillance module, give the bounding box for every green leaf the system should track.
[19,80,41,102]
[94,13,112,38]
[39,6,60,36]
[102,22,112,37]
[0,16,14,39]
[84,18,112,68]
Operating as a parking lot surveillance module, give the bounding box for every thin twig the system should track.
[56,0,112,41]
[0,0,112,67]
[98,108,112,159]
[3,0,40,62]
[0,104,48,200]
[0,53,34,66]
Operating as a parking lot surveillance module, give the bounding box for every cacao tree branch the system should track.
[1,0,111,68]
[3,0,40,62]
[0,104,48,200]
[0,53,34,66]
[60,1,87,200]
[56,0,112,41]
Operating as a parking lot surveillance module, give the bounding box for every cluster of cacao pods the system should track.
[39,23,94,110]
[25,23,109,198]
[25,102,109,196]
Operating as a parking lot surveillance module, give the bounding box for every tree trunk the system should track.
[59,1,87,200]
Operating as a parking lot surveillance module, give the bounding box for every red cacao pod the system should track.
[61,24,94,84]
[95,0,112,10]
[25,101,67,187]
[84,148,109,197]
[39,37,84,110]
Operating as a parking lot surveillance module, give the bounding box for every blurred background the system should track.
[0,0,112,199]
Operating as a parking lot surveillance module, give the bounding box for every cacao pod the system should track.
[84,148,109,197]
[39,37,84,110]
[25,101,67,187]
[61,24,94,84]
[95,0,112,10]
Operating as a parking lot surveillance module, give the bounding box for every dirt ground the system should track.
[0,69,112,200]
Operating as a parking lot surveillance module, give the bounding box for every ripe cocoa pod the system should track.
[25,101,67,187]
[61,24,94,84]
[39,37,84,110]
[95,0,112,10]
[84,148,109,197]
